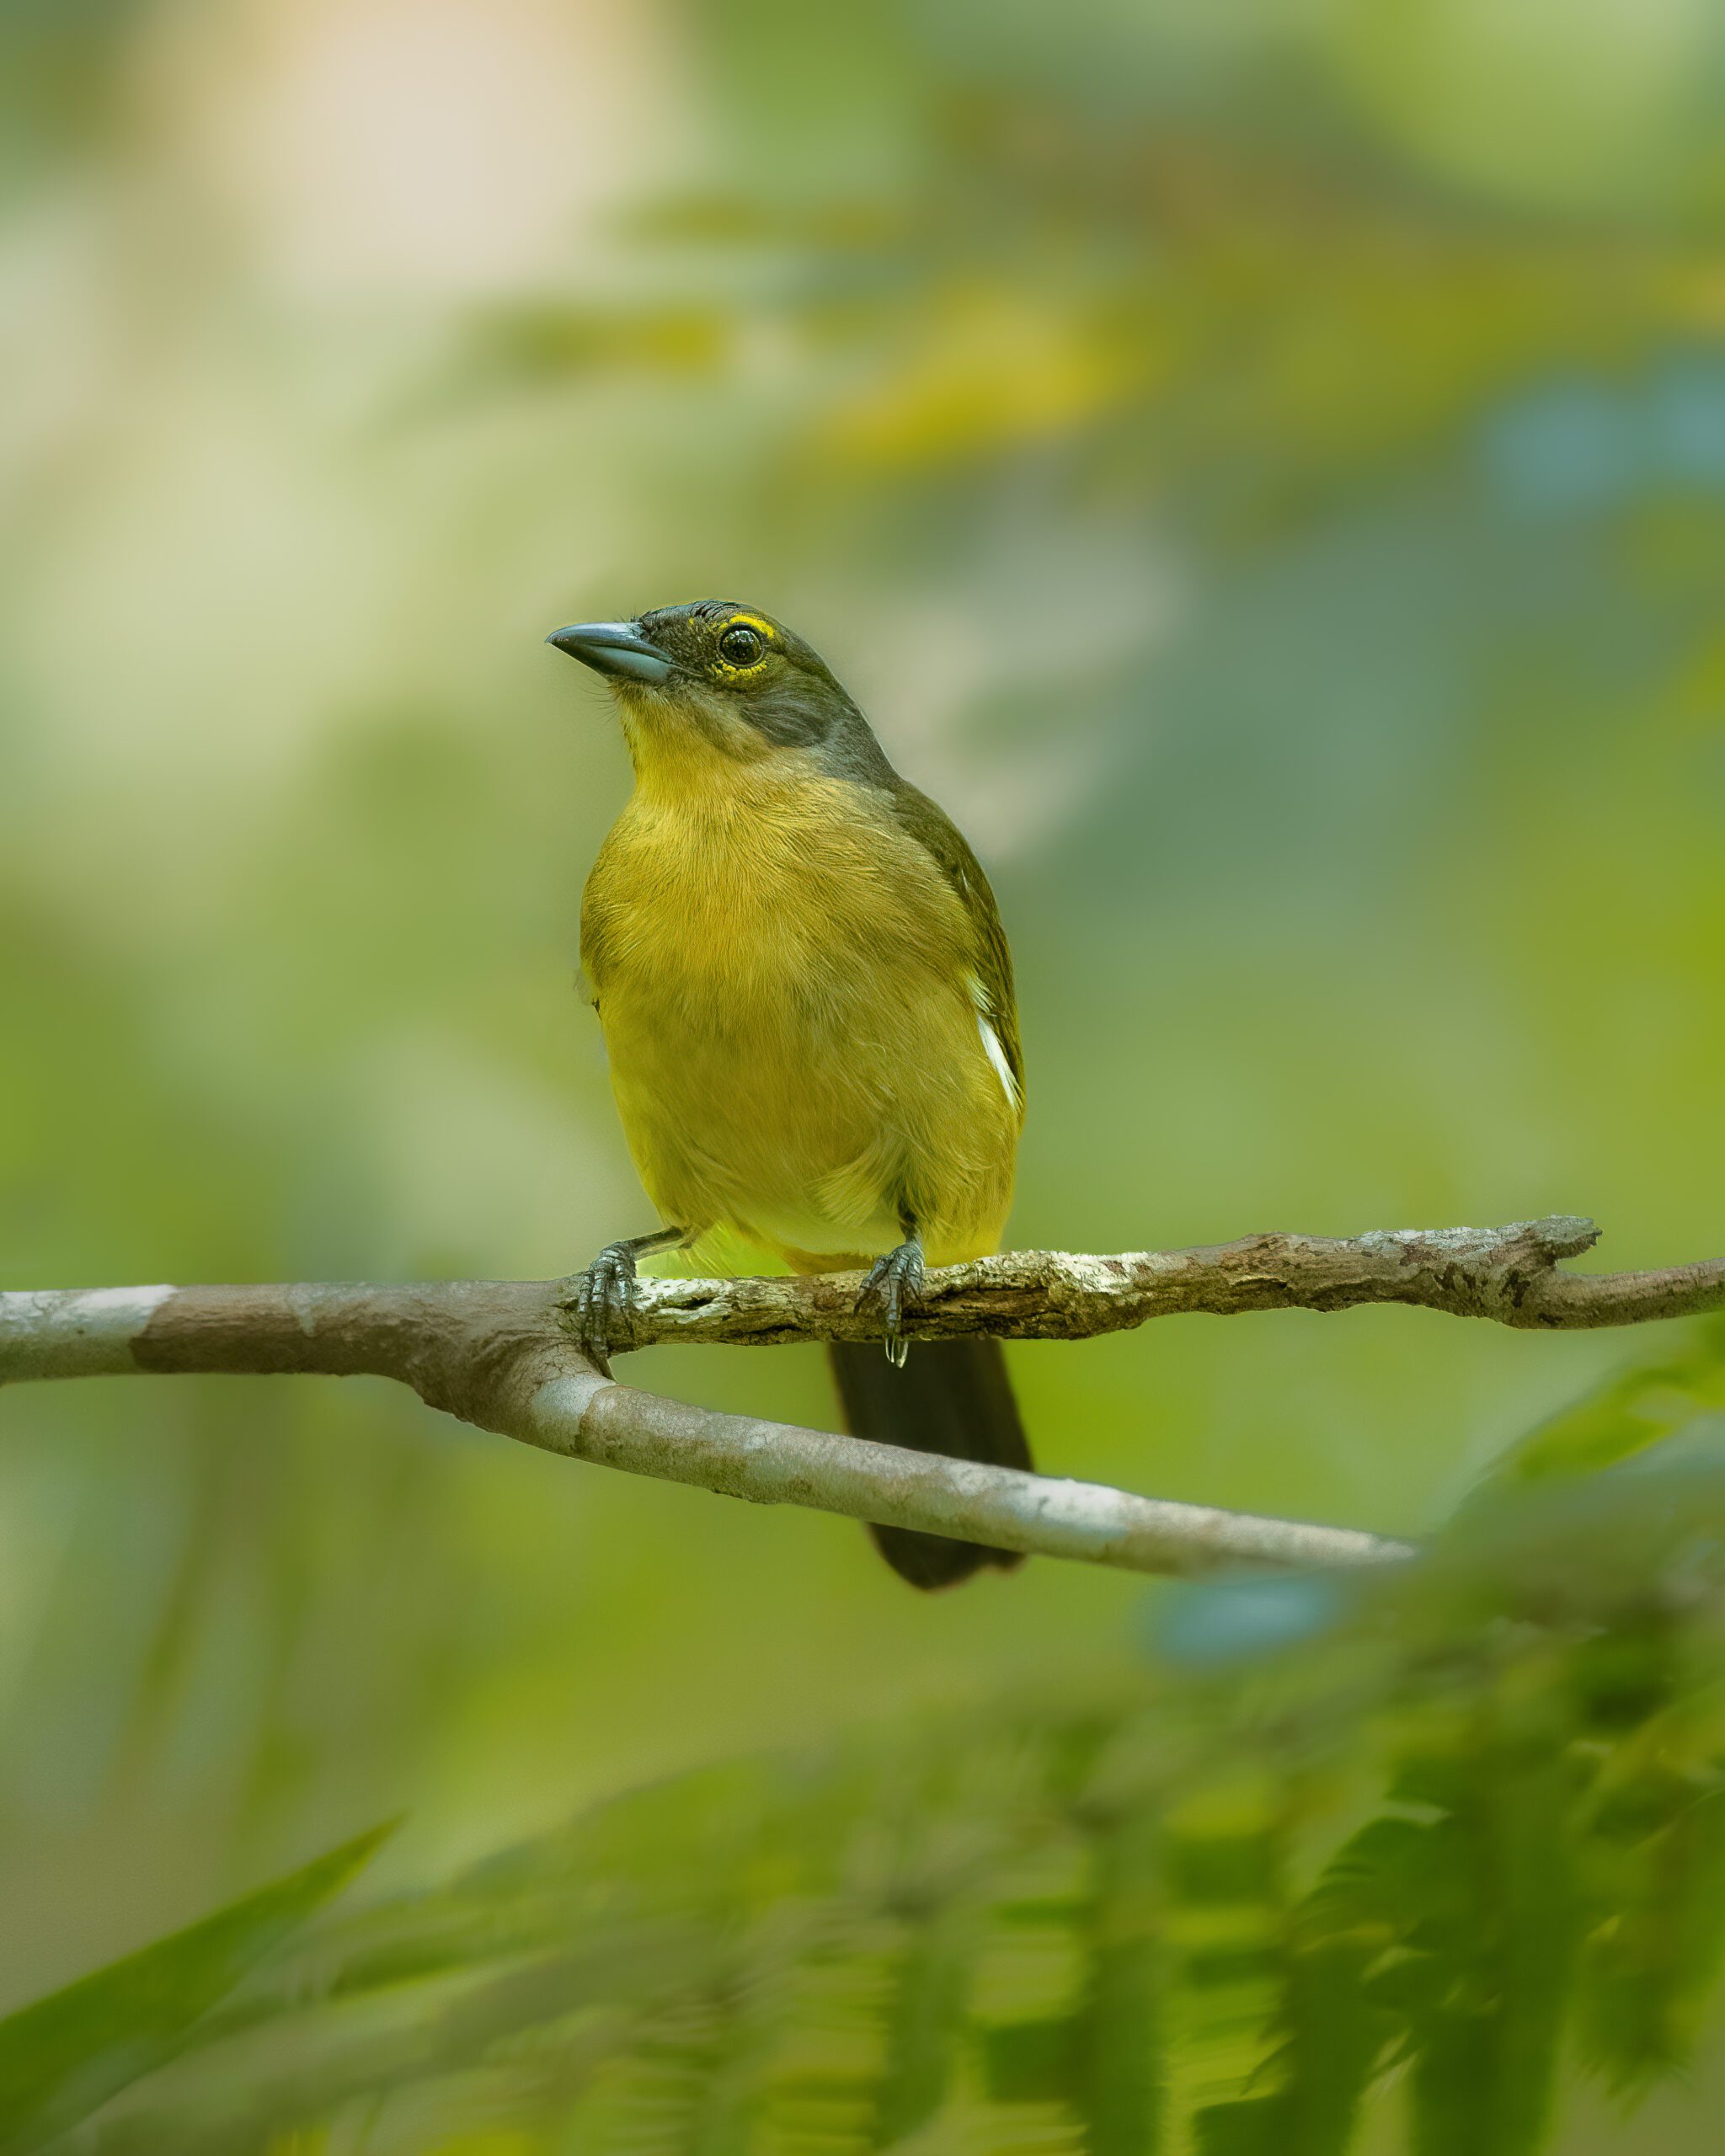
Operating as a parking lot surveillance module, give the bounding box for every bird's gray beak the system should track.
[546,620,675,686]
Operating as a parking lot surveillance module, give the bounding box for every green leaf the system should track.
[0,1818,396,2155]
[1576,1776,1725,2091]
[1072,1802,1163,2156]
[1471,1317,1725,1494]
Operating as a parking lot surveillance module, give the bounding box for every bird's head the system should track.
[547,600,892,783]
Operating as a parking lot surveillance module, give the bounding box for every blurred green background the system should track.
[2,0,1722,2100]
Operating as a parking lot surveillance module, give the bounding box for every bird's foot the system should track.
[567,1225,691,1373]
[856,1238,926,1368]
[575,1241,644,1374]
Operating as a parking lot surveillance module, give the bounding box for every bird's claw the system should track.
[576,1241,641,1373]
[856,1240,926,1369]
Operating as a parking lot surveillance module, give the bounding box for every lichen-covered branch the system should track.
[2,1213,1717,1581]
[594,1214,1725,1348]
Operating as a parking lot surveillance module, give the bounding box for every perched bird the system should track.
[548,601,1030,1588]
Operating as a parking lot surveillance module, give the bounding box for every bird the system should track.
[547,600,1030,1588]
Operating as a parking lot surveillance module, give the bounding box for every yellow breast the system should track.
[581,746,1019,1269]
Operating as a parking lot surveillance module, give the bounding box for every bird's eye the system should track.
[718,623,764,667]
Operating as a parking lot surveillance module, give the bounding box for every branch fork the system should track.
[3,1216,1719,1580]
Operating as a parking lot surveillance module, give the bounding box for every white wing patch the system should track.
[968,973,1021,1112]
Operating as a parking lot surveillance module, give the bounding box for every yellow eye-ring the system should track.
[718,622,766,667]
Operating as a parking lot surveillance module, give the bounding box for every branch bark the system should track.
[604,1215,1725,1347]
[2,1214,1717,1582]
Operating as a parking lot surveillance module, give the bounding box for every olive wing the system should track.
[883,780,1023,1111]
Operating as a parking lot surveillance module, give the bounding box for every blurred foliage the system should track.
[464,134,1712,545]
[15,1320,1725,2153]
[2,0,1724,2146]
[0,1822,391,2156]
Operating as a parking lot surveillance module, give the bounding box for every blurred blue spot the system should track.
[1479,379,1639,516]
[1147,1570,1349,1668]
[1648,359,1725,486]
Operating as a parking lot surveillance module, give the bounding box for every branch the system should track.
[2,1214,1716,1581]
[0,1279,1408,1578]
[591,1214,1725,1348]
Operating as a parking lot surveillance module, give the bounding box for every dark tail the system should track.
[826,1336,1033,1589]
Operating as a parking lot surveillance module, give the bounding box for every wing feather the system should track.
[881,780,1024,1111]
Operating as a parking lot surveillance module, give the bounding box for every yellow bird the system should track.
[548,601,1030,1588]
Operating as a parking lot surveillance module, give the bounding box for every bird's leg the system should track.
[856,1222,926,1369]
[574,1226,691,1374]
